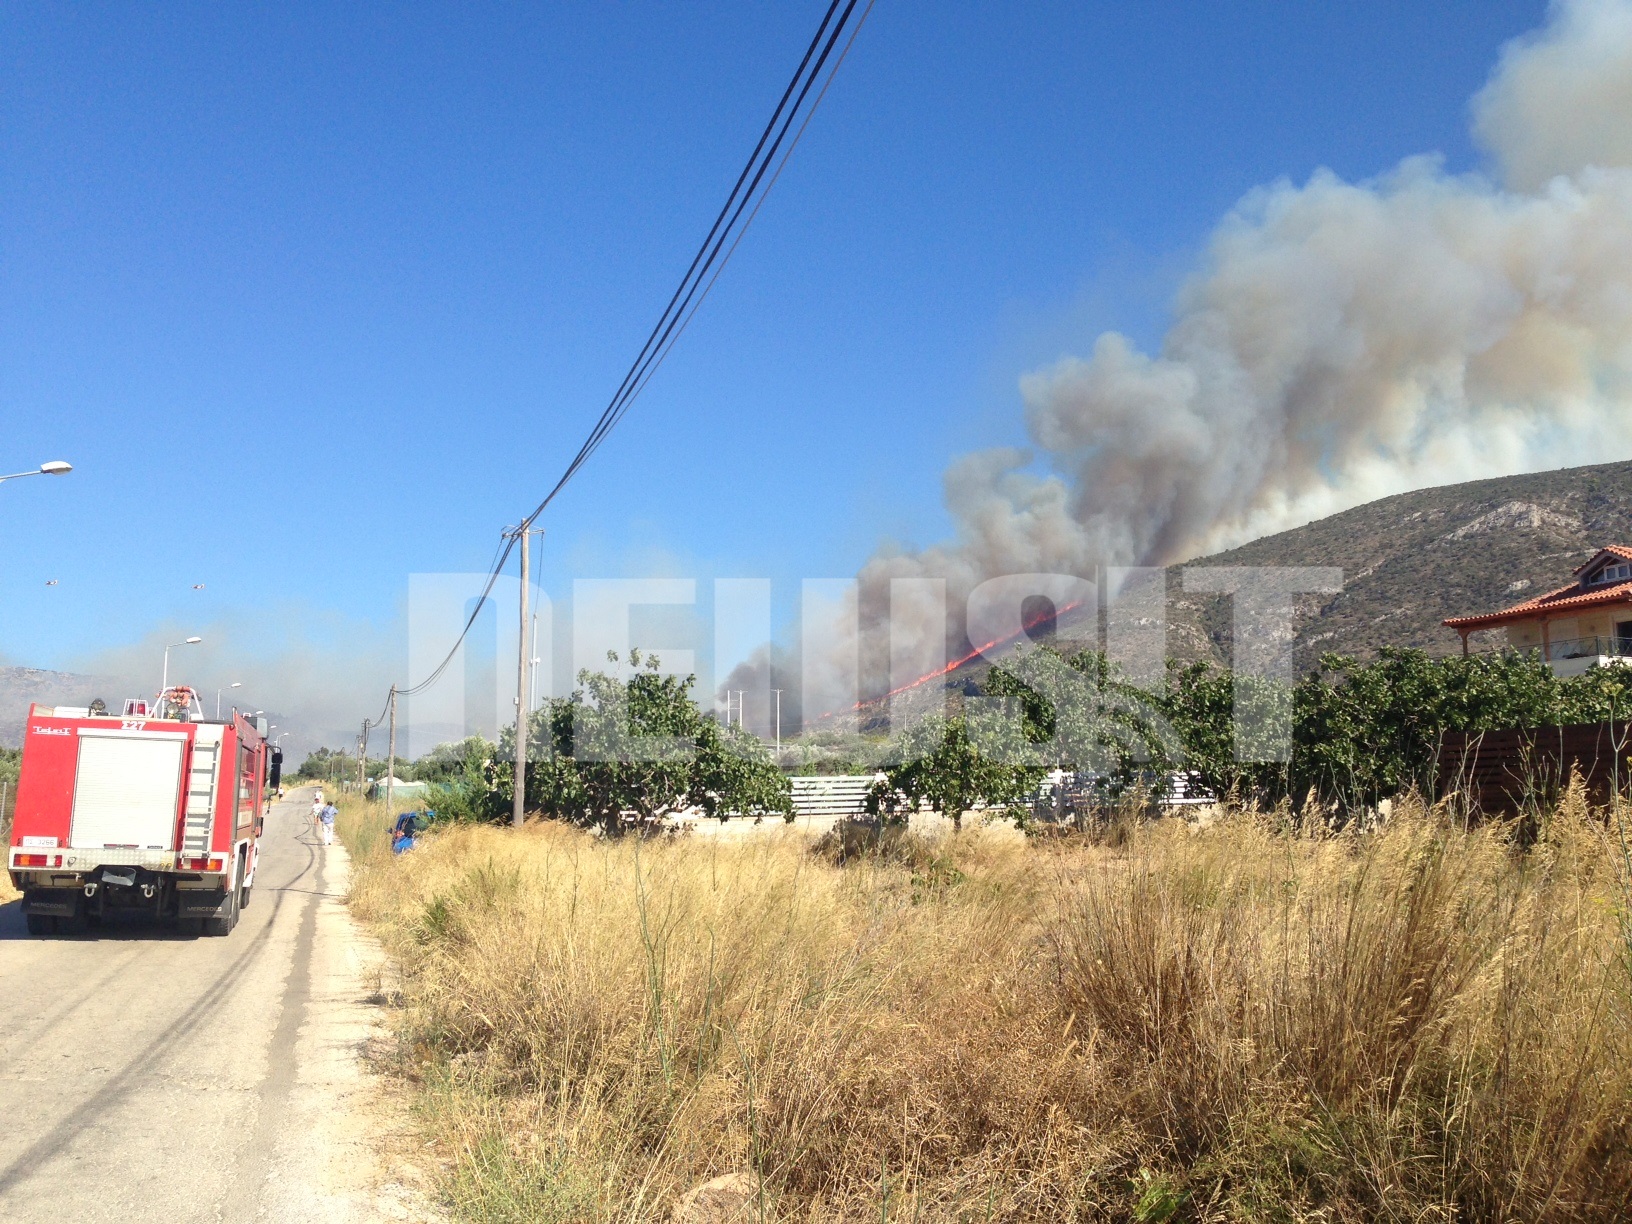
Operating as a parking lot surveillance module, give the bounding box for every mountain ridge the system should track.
[1165,459,1632,670]
[0,667,103,747]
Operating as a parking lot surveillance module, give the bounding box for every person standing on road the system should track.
[319,801,338,846]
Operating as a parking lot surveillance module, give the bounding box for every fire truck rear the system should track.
[6,687,280,937]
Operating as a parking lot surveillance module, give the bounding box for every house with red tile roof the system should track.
[1444,546,1632,676]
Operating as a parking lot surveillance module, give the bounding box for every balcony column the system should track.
[1458,628,1469,657]
[1540,617,1551,661]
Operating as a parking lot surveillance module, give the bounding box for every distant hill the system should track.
[0,667,103,746]
[1166,459,1632,670]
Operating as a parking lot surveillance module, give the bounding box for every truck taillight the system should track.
[180,855,225,872]
[16,854,46,868]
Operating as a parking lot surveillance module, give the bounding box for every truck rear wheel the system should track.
[25,913,55,936]
[203,884,240,937]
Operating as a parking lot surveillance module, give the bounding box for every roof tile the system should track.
[1445,577,1632,628]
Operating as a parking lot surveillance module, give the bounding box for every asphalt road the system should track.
[0,789,418,1223]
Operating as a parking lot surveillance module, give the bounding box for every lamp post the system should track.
[161,636,202,693]
[0,460,73,487]
[217,681,242,720]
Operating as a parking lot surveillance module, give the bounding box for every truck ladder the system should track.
[180,734,222,855]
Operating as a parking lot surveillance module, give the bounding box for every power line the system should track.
[520,0,868,529]
[394,529,516,698]
[374,0,871,720]
[615,1,874,417]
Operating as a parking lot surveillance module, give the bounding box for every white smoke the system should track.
[1473,0,1632,191]
[854,0,1632,644]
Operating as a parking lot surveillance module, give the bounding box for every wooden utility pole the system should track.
[357,719,369,790]
[386,687,398,816]
[512,524,532,829]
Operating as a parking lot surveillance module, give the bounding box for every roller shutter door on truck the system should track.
[69,730,189,850]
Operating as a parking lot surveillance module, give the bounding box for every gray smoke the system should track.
[725,0,1632,726]
[847,0,1632,682]
[60,610,400,764]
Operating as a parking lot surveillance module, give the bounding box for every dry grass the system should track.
[337,793,1632,1223]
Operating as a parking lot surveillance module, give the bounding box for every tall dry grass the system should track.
[338,795,1632,1223]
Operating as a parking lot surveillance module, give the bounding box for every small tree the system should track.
[985,646,1184,802]
[407,735,496,785]
[505,650,792,834]
[295,746,356,784]
[411,736,504,824]
[877,710,1045,831]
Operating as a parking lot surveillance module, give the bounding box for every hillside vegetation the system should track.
[1170,459,1632,669]
[340,793,1632,1223]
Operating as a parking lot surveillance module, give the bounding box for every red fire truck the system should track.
[6,686,279,937]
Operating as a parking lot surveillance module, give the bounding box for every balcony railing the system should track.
[1542,635,1632,662]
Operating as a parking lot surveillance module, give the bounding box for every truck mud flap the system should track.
[22,889,80,917]
[177,889,230,918]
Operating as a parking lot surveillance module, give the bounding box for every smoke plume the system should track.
[55,609,399,764]
[832,0,1632,701]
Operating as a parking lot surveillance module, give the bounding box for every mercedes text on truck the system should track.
[6,686,280,937]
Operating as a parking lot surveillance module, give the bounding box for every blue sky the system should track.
[0,1,1546,737]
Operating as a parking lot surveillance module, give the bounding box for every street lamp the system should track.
[216,681,242,720]
[0,460,73,487]
[161,636,203,693]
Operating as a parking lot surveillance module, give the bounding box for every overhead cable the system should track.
[378,0,870,713]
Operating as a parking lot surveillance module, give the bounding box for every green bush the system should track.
[958,645,1632,817]
[0,746,19,839]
